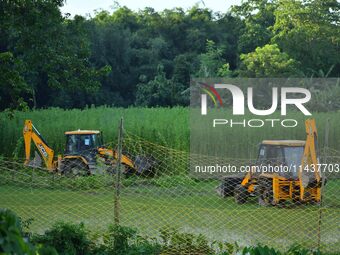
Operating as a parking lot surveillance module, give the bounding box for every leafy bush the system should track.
[105,225,137,254]
[160,227,214,255]
[0,208,57,255]
[242,245,282,255]
[0,208,34,254]
[1,208,335,255]
[36,245,59,255]
[286,245,322,255]
[94,225,160,255]
[242,244,326,255]
[32,222,91,255]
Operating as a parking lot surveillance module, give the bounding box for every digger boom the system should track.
[299,118,321,201]
[23,120,55,171]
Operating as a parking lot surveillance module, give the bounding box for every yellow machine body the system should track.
[240,119,321,204]
[219,118,322,205]
[23,120,135,175]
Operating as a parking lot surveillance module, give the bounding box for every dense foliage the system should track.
[32,222,91,255]
[1,0,339,110]
[0,208,58,254]
[1,209,334,255]
[0,208,34,254]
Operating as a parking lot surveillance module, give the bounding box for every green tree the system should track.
[272,0,340,76]
[1,0,110,108]
[88,12,134,106]
[7,1,340,108]
[135,65,186,107]
[232,0,277,54]
[240,44,298,77]
[197,40,232,78]
[0,52,29,111]
[172,53,198,85]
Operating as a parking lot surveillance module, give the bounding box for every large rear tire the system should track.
[217,177,243,198]
[258,178,274,206]
[234,185,249,204]
[61,160,90,177]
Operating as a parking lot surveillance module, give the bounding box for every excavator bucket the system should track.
[133,155,157,176]
[27,151,43,168]
[124,155,157,177]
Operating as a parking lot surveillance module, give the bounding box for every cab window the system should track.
[65,134,101,154]
[258,145,284,163]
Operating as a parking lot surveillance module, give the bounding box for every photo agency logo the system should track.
[198,81,312,128]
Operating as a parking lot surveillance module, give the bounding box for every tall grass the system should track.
[0,106,189,157]
[1,106,340,158]
[190,108,340,158]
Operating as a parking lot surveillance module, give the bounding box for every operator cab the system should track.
[64,130,103,161]
[257,140,305,179]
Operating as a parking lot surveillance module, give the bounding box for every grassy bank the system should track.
[0,180,339,252]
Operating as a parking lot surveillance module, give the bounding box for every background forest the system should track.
[0,0,339,111]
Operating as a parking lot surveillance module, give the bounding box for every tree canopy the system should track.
[0,0,339,110]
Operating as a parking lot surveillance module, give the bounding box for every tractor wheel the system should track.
[234,185,249,204]
[258,178,274,206]
[61,160,90,177]
[217,177,243,198]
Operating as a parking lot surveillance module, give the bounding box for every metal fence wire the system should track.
[0,129,339,254]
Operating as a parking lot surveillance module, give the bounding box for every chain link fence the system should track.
[0,129,339,253]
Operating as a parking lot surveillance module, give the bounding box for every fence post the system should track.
[317,118,330,249]
[114,117,124,225]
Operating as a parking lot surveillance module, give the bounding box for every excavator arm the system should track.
[23,120,55,171]
[97,147,135,169]
[98,147,156,176]
[299,118,322,201]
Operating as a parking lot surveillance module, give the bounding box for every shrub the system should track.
[36,245,59,255]
[160,227,214,255]
[97,225,161,255]
[32,222,91,255]
[1,208,335,255]
[286,245,322,255]
[0,208,57,255]
[0,208,34,254]
[242,244,324,255]
[242,245,281,255]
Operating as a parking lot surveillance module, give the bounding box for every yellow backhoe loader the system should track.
[23,120,152,176]
[218,118,323,205]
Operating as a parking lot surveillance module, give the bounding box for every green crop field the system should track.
[1,107,340,159]
[0,107,189,157]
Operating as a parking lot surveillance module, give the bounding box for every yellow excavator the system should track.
[218,119,323,205]
[23,120,151,176]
